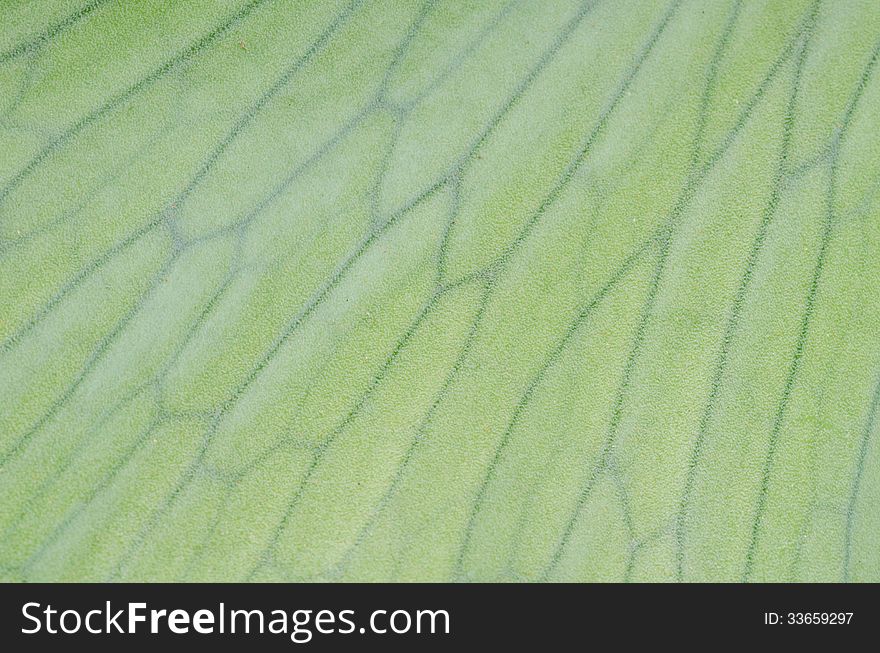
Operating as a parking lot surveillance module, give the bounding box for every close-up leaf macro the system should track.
[1,0,878,584]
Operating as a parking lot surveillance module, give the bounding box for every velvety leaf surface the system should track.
[1,0,878,582]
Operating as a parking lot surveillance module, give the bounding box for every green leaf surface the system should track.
[1,0,878,582]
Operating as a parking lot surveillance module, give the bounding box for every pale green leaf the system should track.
[1,0,879,582]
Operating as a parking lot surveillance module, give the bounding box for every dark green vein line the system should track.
[455,237,659,580]
[246,283,461,580]
[180,191,457,581]
[369,108,405,226]
[453,89,671,579]
[5,261,240,554]
[0,215,164,355]
[0,382,151,544]
[0,0,114,65]
[590,0,746,583]
[0,0,363,356]
[452,0,684,577]
[540,242,666,580]
[210,0,775,580]
[450,0,603,176]
[675,0,816,581]
[384,0,603,223]
[176,2,604,571]
[456,0,681,294]
[110,178,449,579]
[215,184,444,458]
[0,250,180,469]
[192,0,600,417]
[435,172,461,284]
[689,0,744,173]
[544,2,814,579]
[0,68,191,257]
[328,280,493,580]
[0,0,276,208]
[742,32,880,582]
[369,2,522,249]
[375,0,439,105]
[740,171,833,581]
[111,0,544,570]
[127,0,608,568]
[153,268,243,409]
[21,415,165,573]
[368,0,440,227]
[16,268,239,578]
[0,120,171,257]
[614,470,639,582]
[188,104,375,249]
[174,0,367,209]
[0,49,40,122]
[400,0,522,111]
[828,36,880,154]
[843,372,880,581]
[432,0,602,287]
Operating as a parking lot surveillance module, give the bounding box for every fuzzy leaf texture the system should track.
[1,0,879,582]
